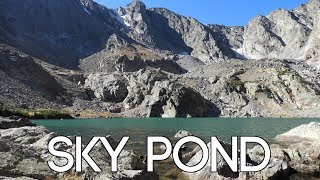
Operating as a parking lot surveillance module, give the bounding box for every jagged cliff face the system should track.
[0,0,125,67]
[305,10,320,67]
[243,0,320,61]
[117,1,238,62]
[1,0,320,118]
[0,0,244,67]
[0,0,319,66]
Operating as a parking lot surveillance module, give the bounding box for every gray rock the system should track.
[0,0,125,68]
[143,80,211,117]
[184,58,320,118]
[85,74,128,103]
[185,141,239,180]
[0,117,35,129]
[175,56,205,72]
[184,123,320,180]
[0,177,38,180]
[275,122,320,142]
[174,130,193,139]
[0,119,158,180]
[243,0,320,62]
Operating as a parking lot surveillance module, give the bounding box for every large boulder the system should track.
[275,122,320,142]
[85,74,128,103]
[184,141,238,180]
[174,130,193,139]
[246,122,320,179]
[0,120,158,180]
[184,122,320,180]
[121,69,214,117]
[144,80,211,117]
[0,117,35,129]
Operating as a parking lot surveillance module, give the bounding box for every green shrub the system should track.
[0,107,73,119]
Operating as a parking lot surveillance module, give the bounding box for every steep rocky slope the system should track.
[1,0,320,118]
[243,0,320,62]
[0,44,85,109]
[0,0,125,68]
[184,59,320,117]
[0,0,244,67]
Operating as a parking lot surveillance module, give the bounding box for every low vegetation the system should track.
[63,107,122,119]
[0,105,73,119]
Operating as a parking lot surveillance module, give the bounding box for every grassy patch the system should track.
[0,106,73,119]
[232,69,246,76]
[63,107,122,119]
[278,69,291,76]
[228,79,245,87]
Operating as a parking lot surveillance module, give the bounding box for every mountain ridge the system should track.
[1,0,320,118]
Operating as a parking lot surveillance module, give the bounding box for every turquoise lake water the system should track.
[33,118,320,154]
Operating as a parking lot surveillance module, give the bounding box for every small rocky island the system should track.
[1,117,319,180]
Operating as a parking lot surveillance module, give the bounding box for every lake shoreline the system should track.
[2,117,320,179]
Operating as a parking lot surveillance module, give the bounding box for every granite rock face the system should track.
[0,118,158,180]
[1,0,320,118]
[83,69,213,118]
[0,116,35,129]
[183,122,320,180]
[0,0,117,68]
[275,122,320,141]
[243,0,320,61]
[85,74,129,103]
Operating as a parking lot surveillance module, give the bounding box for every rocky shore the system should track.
[1,116,320,180]
[180,122,320,180]
[0,116,158,180]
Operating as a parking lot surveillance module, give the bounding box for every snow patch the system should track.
[84,8,91,15]
[232,48,246,59]
[111,9,131,27]
[80,1,92,15]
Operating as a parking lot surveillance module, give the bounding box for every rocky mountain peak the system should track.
[119,0,149,35]
[80,0,94,7]
[299,0,320,12]
[3,0,320,120]
[126,0,147,12]
[243,0,320,61]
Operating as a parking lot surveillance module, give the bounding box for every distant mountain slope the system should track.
[243,0,320,62]
[0,0,123,68]
[0,0,248,68]
[1,0,320,118]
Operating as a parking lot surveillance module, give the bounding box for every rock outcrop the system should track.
[183,122,320,180]
[174,130,193,139]
[184,59,320,117]
[85,74,129,103]
[243,0,320,61]
[0,118,158,180]
[1,0,320,118]
[0,116,35,129]
[275,122,320,141]
[83,69,214,118]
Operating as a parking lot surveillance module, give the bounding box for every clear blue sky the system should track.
[94,0,308,26]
